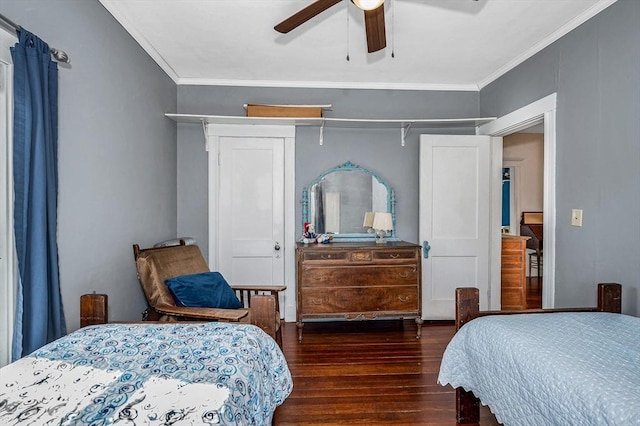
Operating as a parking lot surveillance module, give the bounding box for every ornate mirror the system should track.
[302,161,396,241]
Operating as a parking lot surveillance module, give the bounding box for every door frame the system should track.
[206,124,297,321]
[478,93,557,309]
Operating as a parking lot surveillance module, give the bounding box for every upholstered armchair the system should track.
[132,241,285,345]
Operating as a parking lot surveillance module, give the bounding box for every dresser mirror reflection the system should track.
[302,161,396,241]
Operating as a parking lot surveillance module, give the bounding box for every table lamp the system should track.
[372,212,393,244]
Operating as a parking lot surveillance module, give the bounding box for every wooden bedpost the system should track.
[597,283,622,313]
[455,287,480,331]
[454,287,481,424]
[456,388,480,424]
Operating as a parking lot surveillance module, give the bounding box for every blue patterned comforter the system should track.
[0,322,293,425]
[438,312,640,425]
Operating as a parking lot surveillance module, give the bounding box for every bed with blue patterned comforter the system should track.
[438,312,640,426]
[0,322,293,425]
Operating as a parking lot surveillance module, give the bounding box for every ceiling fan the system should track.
[274,0,480,54]
[275,0,387,53]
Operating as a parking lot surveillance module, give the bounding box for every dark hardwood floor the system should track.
[274,320,500,426]
[527,276,542,309]
[275,278,543,425]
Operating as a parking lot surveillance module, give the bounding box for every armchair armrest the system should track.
[230,284,286,292]
[231,284,286,313]
[154,305,249,321]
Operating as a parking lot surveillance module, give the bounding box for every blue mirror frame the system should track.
[302,161,396,241]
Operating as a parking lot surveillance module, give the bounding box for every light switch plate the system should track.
[571,209,583,227]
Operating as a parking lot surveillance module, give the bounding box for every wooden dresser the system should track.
[296,241,422,342]
[501,235,530,310]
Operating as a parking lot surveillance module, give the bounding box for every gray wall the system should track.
[4,0,178,331]
[481,0,640,315]
[176,86,479,257]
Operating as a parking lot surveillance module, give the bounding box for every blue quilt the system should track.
[0,322,293,425]
[438,312,640,426]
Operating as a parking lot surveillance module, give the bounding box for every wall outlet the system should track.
[571,209,583,227]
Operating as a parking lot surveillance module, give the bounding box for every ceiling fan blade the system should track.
[275,0,343,33]
[364,5,386,53]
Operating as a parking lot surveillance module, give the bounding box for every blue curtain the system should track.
[11,28,66,360]
[502,168,511,228]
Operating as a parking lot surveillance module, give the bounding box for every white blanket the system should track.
[438,312,640,425]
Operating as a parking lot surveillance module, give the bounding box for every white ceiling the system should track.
[99,0,617,91]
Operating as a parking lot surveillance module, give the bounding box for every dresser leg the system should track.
[296,321,304,343]
[415,317,423,339]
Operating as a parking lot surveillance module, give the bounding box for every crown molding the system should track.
[176,77,480,92]
[478,0,618,89]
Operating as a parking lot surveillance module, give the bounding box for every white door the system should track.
[419,134,496,319]
[217,137,285,285]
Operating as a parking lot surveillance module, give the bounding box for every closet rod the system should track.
[0,12,70,63]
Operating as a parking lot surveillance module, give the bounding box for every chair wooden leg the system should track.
[538,252,542,280]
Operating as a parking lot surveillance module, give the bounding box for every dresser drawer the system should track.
[501,270,525,287]
[301,286,419,314]
[372,249,417,261]
[302,250,348,262]
[501,287,525,310]
[501,253,523,269]
[300,265,419,288]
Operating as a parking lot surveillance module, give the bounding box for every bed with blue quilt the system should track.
[0,322,293,425]
[438,283,640,426]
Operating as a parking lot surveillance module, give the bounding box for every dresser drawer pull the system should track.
[399,296,410,302]
[398,266,417,278]
[321,254,332,259]
[389,254,400,259]
[309,298,323,305]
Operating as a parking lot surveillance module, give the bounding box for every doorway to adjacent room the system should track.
[478,93,556,309]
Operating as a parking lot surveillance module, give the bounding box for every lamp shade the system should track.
[372,212,393,231]
[363,211,375,228]
[353,0,384,11]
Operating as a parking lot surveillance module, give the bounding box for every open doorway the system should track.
[479,93,557,310]
[503,125,544,308]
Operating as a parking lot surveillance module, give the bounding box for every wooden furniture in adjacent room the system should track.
[520,211,543,280]
[296,240,422,342]
[501,235,529,310]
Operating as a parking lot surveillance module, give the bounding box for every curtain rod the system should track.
[0,12,70,64]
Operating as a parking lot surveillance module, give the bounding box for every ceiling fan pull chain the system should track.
[346,0,350,61]
[391,0,395,58]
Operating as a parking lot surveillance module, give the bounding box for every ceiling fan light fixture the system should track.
[353,0,384,11]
